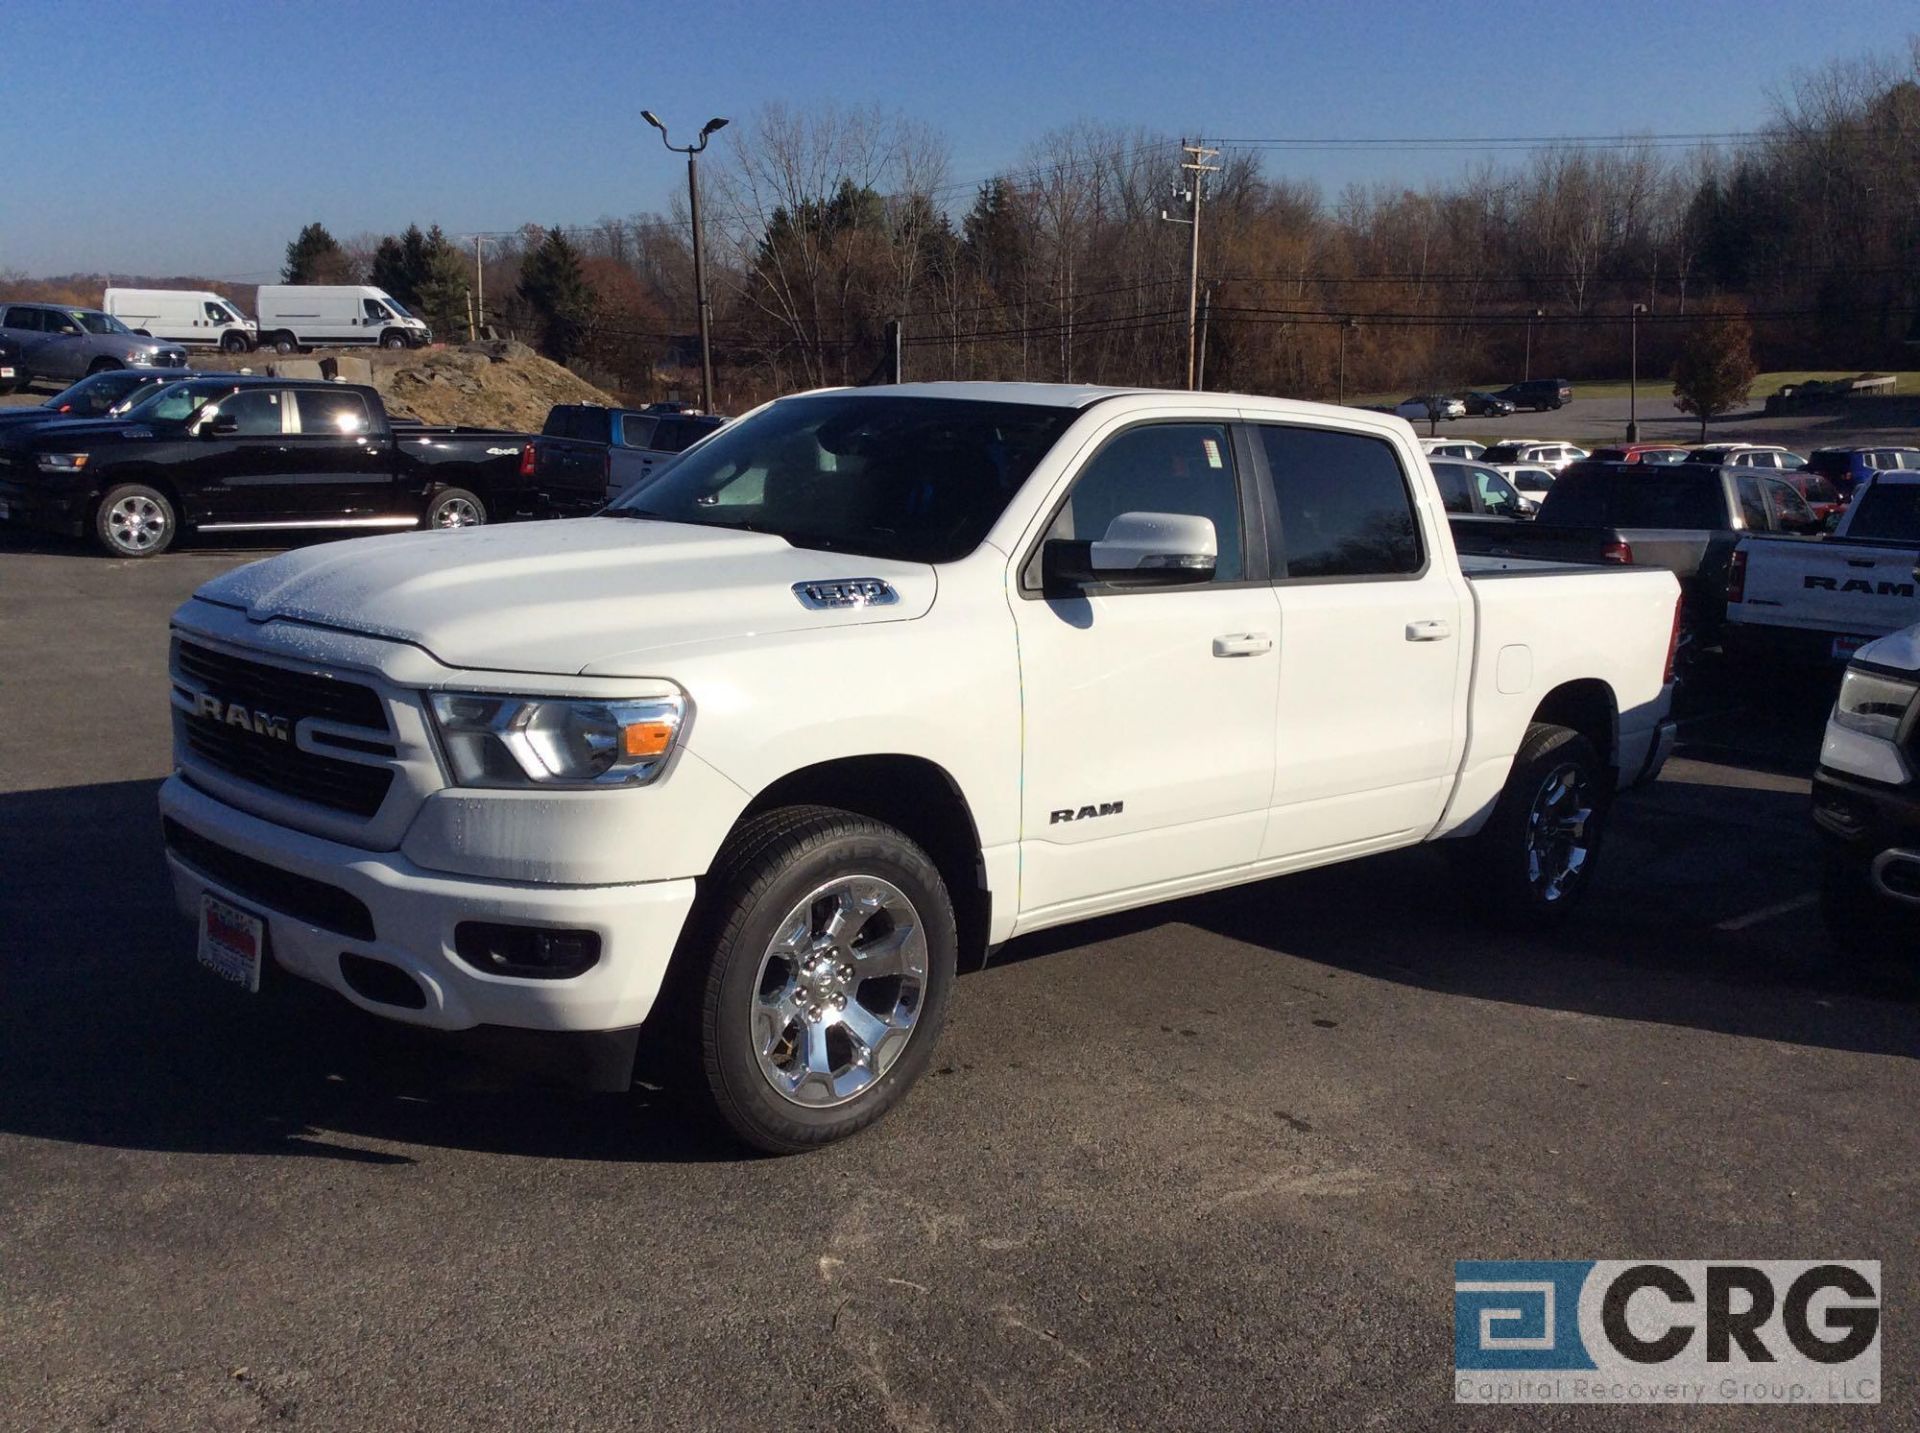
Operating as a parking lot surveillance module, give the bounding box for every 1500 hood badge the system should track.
[792,578,900,610]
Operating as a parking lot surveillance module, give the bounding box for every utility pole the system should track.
[1627,302,1647,442]
[469,235,488,338]
[1338,317,1359,404]
[1525,308,1542,380]
[1160,139,1218,388]
[1195,286,1212,390]
[644,110,730,414]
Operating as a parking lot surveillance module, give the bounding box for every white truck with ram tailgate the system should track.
[159,383,1680,1151]
[1726,470,1920,664]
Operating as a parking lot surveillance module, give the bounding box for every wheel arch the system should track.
[734,753,992,969]
[94,464,184,518]
[1529,678,1619,774]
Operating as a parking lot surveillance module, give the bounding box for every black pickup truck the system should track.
[1449,459,1823,638]
[0,375,601,557]
[528,402,727,501]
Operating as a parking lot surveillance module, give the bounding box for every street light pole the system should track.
[1525,308,1543,380]
[1338,317,1357,404]
[643,110,729,414]
[1627,302,1648,442]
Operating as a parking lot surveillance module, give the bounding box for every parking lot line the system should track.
[1714,892,1818,931]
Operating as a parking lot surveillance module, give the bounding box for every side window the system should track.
[207,388,285,436]
[1431,463,1474,514]
[362,299,386,323]
[1041,423,1244,584]
[1259,425,1421,579]
[619,414,659,448]
[1734,475,1769,529]
[1768,479,1812,527]
[293,388,371,435]
[4,307,41,332]
[204,302,227,323]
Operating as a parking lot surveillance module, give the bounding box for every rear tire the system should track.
[1463,723,1610,929]
[423,487,486,529]
[692,806,957,1154]
[94,483,177,558]
[271,332,298,355]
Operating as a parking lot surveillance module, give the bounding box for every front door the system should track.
[188,387,302,522]
[1249,420,1469,860]
[1010,418,1280,920]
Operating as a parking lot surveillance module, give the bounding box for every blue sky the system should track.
[4,0,1916,278]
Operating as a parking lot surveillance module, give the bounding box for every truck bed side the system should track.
[1440,561,1679,838]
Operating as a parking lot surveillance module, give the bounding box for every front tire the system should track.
[1464,723,1610,929]
[423,487,486,529]
[94,483,177,558]
[693,806,957,1153]
[221,332,251,354]
[381,330,409,350]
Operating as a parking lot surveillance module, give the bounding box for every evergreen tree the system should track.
[282,222,354,284]
[517,226,594,363]
[414,226,472,339]
[368,234,413,303]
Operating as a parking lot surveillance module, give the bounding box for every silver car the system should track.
[0,303,189,387]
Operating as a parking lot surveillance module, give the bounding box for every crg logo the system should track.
[192,691,291,742]
[1049,801,1124,824]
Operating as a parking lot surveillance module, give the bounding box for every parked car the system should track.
[154,382,1680,1151]
[530,403,729,498]
[1494,378,1573,411]
[1588,444,1691,465]
[1805,446,1920,500]
[1429,457,1536,526]
[0,335,20,393]
[1451,459,1822,641]
[0,376,570,557]
[1460,391,1516,417]
[0,367,194,434]
[1812,623,1920,952]
[1497,463,1557,503]
[0,303,188,384]
[103,288,257,353]
[254,285,431,353]
[1725,470,1920,665]
[1420,437,1485,460]
[1479,440,1588,473]
[1394,395,1466,422]
[1687,443,1806,471]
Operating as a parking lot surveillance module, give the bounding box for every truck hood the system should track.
[0,417,166,450]
[1856,624,1920,673]
[192,516,937,676]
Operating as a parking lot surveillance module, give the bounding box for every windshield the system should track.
[119,377,241,425]
[71,310,134,337]
[44,370,154,415]
[1844,483,1920,543]
[605,394,1078,562]
[382,297,413,319]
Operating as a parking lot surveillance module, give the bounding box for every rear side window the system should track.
[4,307,43,332]
[293,388,370,435]
[1735,476,1770,529]
[1258,426,1421,579]
[1844,484,1920,542]
[619,414,659,448]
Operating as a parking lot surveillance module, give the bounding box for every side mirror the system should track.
[203,414,239,437]
[1043,511,1217,591]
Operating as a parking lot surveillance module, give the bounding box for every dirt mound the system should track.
[198,342,619,432]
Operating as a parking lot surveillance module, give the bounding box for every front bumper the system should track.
[159,774,697,1033]
[0,476,88,536]
[1812,765,1920,850]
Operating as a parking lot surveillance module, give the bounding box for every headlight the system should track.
[128,351,155,367]
[1833,667,1917,742]
[428,692,684,787]
[34,453,89,473]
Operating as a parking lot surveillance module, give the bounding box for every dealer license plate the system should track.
[1831,634,1873,662]
[197,893,264,993]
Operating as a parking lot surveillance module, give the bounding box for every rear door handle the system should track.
[1212,632,1274,658]
[1406,619,1453,642]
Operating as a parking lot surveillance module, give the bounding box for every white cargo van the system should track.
[254,285,431,353]
[103,288,257,352]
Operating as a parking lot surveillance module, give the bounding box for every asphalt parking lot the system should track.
[1,530,1915,1430]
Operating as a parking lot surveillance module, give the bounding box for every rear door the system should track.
[1251,420,1468,860]
[283,388,398,517]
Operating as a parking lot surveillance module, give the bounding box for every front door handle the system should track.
[1406,619,1453,642]
[1212,632,1274,658]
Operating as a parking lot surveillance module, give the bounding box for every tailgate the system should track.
[1734,538,1920,636]
[535,437,610,505]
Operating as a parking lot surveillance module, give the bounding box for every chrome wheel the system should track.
[432,496,481,528]
[1526,762,1593,902]
[106,494,168,553]
[750,875,928,1108]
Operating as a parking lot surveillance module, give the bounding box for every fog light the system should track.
[453,922,601,979]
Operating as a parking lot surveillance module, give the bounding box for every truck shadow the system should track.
[0,778,742,1165]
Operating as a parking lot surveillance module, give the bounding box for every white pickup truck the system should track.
[159,383,1680,1151]
[1726,470,1920,664]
